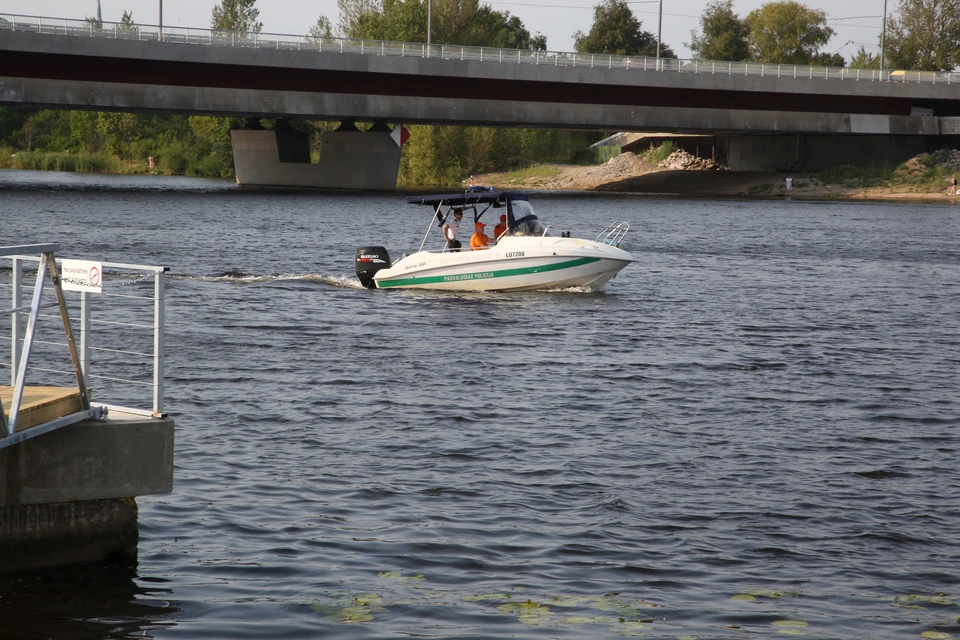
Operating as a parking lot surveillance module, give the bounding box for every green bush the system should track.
[158,141,190,175]
[643,141,678,165]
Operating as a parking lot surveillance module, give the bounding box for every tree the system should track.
[574,0,675,57]
[743,1,834,65]
[883,0,960,71]
[211,0,263,34]
[338,0,382,39]
[849,46,881,69]
[466,7,546,49]
[809,51,844,66]
[338,0,543,49]
[119,10,139,36]
[339,0,430,42]
[308,15,334,40]
[688,0,749,62]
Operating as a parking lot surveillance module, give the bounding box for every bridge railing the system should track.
[2,12,958,86]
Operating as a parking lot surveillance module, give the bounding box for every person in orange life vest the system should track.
[493,214,507,240]
[470,221,492,250]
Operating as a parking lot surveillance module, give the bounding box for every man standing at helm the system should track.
[443,209,463,251]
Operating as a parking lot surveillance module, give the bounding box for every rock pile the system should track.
[579,152,649,183]
[657,150,724,171]
[932,148,960,170]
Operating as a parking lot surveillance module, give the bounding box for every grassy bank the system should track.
[0,147,236,177]
[0,148,130,173]
[817,152,957,191]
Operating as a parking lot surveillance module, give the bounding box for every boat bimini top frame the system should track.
[408,190,529,254]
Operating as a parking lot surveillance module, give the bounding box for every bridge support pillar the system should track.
[231,125,402,191]
[727,134,930,172]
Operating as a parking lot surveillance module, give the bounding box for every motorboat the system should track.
[355,189,633,292]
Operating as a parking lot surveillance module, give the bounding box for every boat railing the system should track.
[597,222,630,248]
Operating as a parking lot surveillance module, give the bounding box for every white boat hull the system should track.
[373,236,633,291]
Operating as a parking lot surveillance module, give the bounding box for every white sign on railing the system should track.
[61,259,103,293]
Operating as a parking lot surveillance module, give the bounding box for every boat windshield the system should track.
[508,200,548,236]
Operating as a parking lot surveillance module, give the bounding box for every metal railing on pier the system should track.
[0,244,167,449]
[1,12,957,86]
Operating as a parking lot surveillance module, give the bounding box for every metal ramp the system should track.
[0,244,105,449]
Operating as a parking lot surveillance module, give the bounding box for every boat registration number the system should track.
[506,251,525,258]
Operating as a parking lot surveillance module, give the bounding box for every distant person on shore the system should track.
[952,174,957,194]
[786,177,793,191]
[148,156,156,170]
[470,221,492,250]
[443,209,463,251]
[493,214,507,240]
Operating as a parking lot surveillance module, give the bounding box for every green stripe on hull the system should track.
[377,257,602,289]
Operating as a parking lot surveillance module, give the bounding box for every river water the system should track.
[1,169,959,640]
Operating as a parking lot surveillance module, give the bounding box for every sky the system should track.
[2,0,890,60]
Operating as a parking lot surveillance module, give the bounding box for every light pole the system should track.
[879,0,887,70]
[656,0,662,59]
[427,0,432,48]
[159,0,163,39]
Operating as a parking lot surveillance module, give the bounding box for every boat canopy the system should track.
[406,191,528,208]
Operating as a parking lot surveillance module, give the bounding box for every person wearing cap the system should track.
[470,220,493,251]
[443,209,463,251]
[493,214,507,240]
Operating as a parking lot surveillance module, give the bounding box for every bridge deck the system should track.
[1,386,86,432]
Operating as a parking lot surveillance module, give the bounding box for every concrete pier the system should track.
[231,126,402,190]
[0,410,174,572]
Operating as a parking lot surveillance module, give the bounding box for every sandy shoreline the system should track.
[468,158,960,203]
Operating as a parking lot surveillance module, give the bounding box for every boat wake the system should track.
[172,272,366,289]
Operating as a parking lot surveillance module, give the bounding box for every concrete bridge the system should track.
[2,13,959,187]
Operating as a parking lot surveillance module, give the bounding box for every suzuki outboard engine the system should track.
[355,246,391,289]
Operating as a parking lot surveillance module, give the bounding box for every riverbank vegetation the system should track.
[817,152,960,191]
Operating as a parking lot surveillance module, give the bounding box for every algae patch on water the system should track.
[463,593,514,602]
[310,592,389,624]
[734,589,799,601]
[378,571,426,582]
[895,594,957,608]
[772,619,809,635]
[612,619,646,636]
[498,600,552,625]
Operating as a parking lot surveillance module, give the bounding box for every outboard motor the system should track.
[355,246,391,289]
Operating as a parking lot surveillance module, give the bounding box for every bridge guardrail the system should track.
[1,12,958,86]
